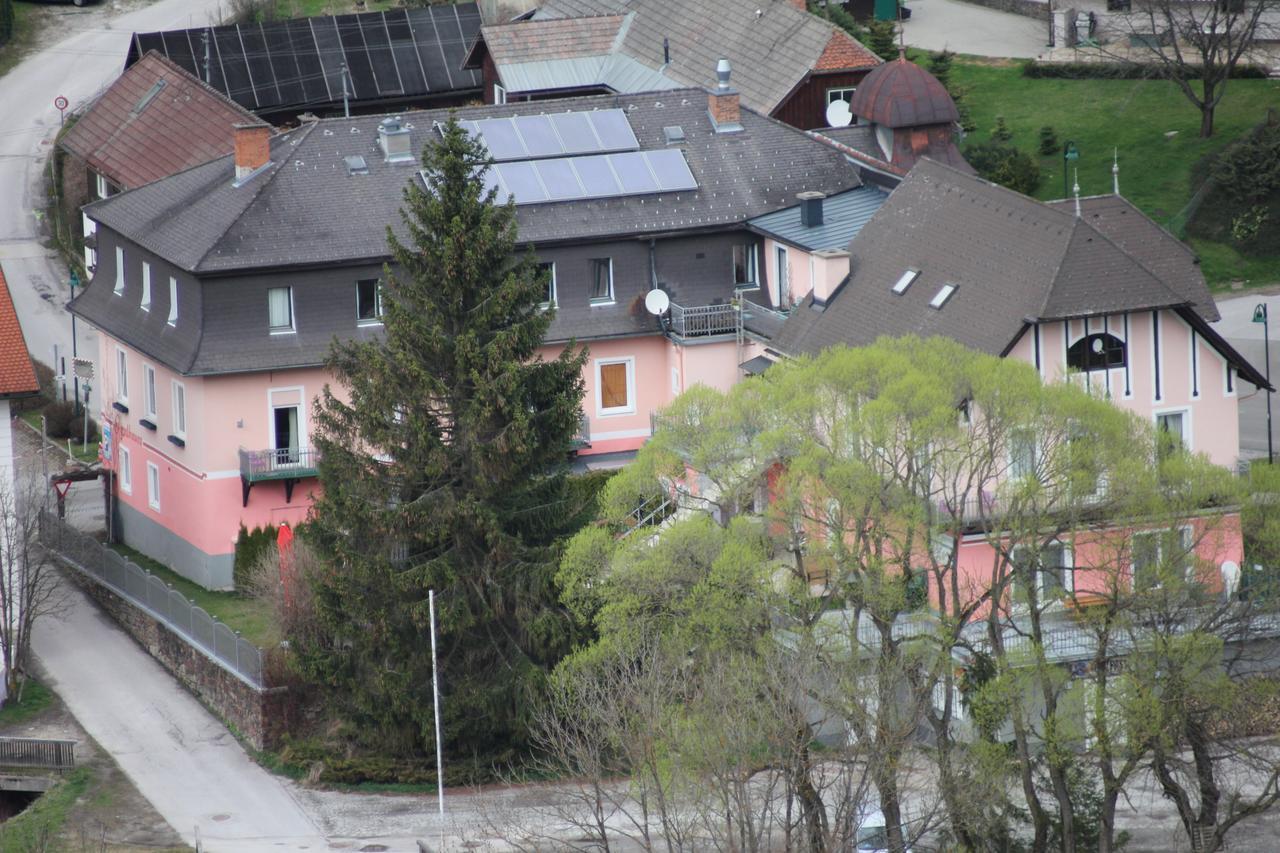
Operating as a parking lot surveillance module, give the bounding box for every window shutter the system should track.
[600,363,628,409]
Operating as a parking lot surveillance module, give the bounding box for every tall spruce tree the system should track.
[300,117,588,763]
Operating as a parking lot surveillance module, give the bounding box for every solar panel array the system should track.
[126,5,482,115]
[459,110,640,161]
[467,148,698,206]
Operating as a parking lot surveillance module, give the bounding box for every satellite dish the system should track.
[644,289,670,316]
[825,99,853,129]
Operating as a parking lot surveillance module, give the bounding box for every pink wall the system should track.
[1006,310,1240,468]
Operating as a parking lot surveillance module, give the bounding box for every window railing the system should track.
[238,447,319,481]
[668,302,738,338]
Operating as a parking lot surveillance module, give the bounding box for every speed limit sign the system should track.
[54,95,68,124]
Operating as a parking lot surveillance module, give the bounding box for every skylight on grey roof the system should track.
[345,155,369,176]
[930,283,957,309]
[892,269,918,294]
[132,79,167,115]
[457,109,640,162]
[456,147,698,206]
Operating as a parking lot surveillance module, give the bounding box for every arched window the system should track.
[1067,332,1126,372]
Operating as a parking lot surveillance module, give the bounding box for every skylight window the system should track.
[892,269,919,295]
[930,283,957,309]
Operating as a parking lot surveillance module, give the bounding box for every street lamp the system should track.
[1254,303,1273,465]
[1063,141,1079,199]
[69,270,80,417]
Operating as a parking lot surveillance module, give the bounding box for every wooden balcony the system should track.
[238,447,318,506]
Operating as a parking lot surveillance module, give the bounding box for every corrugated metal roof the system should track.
[748,185,888,252]
[497,54,679,94]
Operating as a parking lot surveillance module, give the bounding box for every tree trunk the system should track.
[1099,788,1120,853]
[878,775,908,853]
[791,736,828,853]
[1048,760,1076,853]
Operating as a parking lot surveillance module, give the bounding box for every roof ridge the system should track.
[1039,216,1185,319]
[138,50,262,125]
[193,123,317,272]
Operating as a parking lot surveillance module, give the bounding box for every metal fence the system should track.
[0,737,76,772]
[38,511,265,687]
[669,302,738,338]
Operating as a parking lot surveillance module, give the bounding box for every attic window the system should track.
[132,80,167,115]
[892,269,919,295]
[930,283,957,309]
[663,126,686,145]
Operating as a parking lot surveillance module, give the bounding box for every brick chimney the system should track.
[233,123,271,182]
[788,0,806,9]
[707,59,742,133]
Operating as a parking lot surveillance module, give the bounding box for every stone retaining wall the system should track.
[952,0,1048,20]
[61,567,288,751]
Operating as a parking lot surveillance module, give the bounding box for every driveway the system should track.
[902,0,1050,59]
[1212,288,1280,461]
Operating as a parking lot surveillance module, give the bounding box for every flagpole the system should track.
[429,589,444,819]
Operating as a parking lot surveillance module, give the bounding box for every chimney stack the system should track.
[798,191,825,228]
[378,116,414,163]
[811,249,850,305]
[233,123,271,182]
[707,59,742,133]
[788,0,806,9]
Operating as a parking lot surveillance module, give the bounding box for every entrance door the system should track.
[273,406,300,468]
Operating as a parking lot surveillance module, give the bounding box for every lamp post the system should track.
[1063,141,1079,199]
[69,270,80,416]
[1254,303,1273,465]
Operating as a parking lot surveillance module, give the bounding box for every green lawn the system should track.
[0,680,53,731]
[109,543,277,648]
[279,0,401,16]
[0,2,37,81]
[18,410,98,464]
[949,60,1280,286]
[0,768,90,850]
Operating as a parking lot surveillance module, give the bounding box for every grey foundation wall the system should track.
[116,499,234,590]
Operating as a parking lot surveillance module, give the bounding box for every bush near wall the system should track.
[234,523,279,591]
[0,0,14,47]
[1021,60,1268,80]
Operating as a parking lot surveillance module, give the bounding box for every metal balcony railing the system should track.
[238,447,319,482]
[668,302,738,339]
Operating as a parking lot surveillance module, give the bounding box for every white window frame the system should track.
[146,461,160,511]
[171,380,187,439]
[594,357,636,417]
[95,172,111,200]
[119,445,132,494]
[141,262,151,311]
[1132,526,1195,590]
[493,82,507,104]
[588,258,614,306]
[114,247,125,295]
[1154,407,1191,454]
[167,277,178,326]
[774,245,789,308]
[268,286,295,334]
[115,347,129,404]
[826,86,856,106]
[142,363,157,420]
[1008,429,1038,480]
[356,278,383,325]
[1010,541,1075,604]
[538,262,557,309]
[733,243,759,290]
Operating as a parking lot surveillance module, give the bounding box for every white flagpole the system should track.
[429,589,444,819]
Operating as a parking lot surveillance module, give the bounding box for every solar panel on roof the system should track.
[513,115,563,159]
[535,159,583,201]
[646,148,698,192]
[609,151,659,194]
[496,161,548,204]
[549,112,598,154]
[572,155,621,198]
[475,118,526,160]
[588,109,639,152]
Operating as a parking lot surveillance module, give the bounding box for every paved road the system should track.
[1212,288,1280,461]
[0,0,225,415]
[902,0,1050,59]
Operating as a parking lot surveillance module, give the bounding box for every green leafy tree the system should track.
[299,116,588,762]
[964,141,1042,196]
[1211,121,1280,206]
[866,20,899,62]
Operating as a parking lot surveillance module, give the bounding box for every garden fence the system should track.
[38,511,264,687]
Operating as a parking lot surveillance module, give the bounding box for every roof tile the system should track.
[0,266,39,398]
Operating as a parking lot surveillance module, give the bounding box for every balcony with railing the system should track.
[668,301,738,339]
[238,447,319,506]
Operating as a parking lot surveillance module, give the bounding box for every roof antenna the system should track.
[1073,168,1082,219]
[1112,147,1120,196]
[897,7,905,58]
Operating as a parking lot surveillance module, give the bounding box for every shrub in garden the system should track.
[964,141,1042,196]
[1038,126,1059,156]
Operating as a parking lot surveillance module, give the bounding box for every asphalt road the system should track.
[1212,288,1280,462]
[0,0,225,415]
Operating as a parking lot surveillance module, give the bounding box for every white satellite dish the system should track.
[825,99,853,129]
[644,289,670,316]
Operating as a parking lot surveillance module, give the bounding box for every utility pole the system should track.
[1255,303,1274,465]
[429,589,444,819]
[202,29,211,85]
[341,62,350,119]
[69,270,79,416]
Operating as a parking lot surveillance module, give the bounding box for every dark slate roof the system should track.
[848,56,959,128]
[529,0,880,114]
[84,90,865,275]
[748,185,888,251]
[772,159,1204,358]
[125,5,482,117]
[60,52,261,190]
[811,124,880,160]
[1045,194,1219,322]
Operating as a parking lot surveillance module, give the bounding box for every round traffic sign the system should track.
[54,95,69,111]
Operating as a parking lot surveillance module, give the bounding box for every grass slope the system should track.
[950,60,1280,286]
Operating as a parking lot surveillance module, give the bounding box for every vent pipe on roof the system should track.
[798,191,825,228]
[1072,168,1081,219]
[1112,148,1120,196]
[663,37,670,66]
[233,123,271,183]
[707,59,742,134]
[379,116,414,164]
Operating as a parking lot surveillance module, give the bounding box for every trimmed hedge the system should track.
[234,523,278,591]
[1021,60,1268,80]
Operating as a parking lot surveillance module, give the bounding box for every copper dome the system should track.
[848,56,959,129]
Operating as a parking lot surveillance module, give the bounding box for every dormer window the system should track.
[114,247,125,295]
[892,270,918,295]
[1067,332,1126,372]
[930,283,957,309]
[141,262,151,311]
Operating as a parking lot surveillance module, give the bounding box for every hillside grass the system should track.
[949,60,1280,286]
